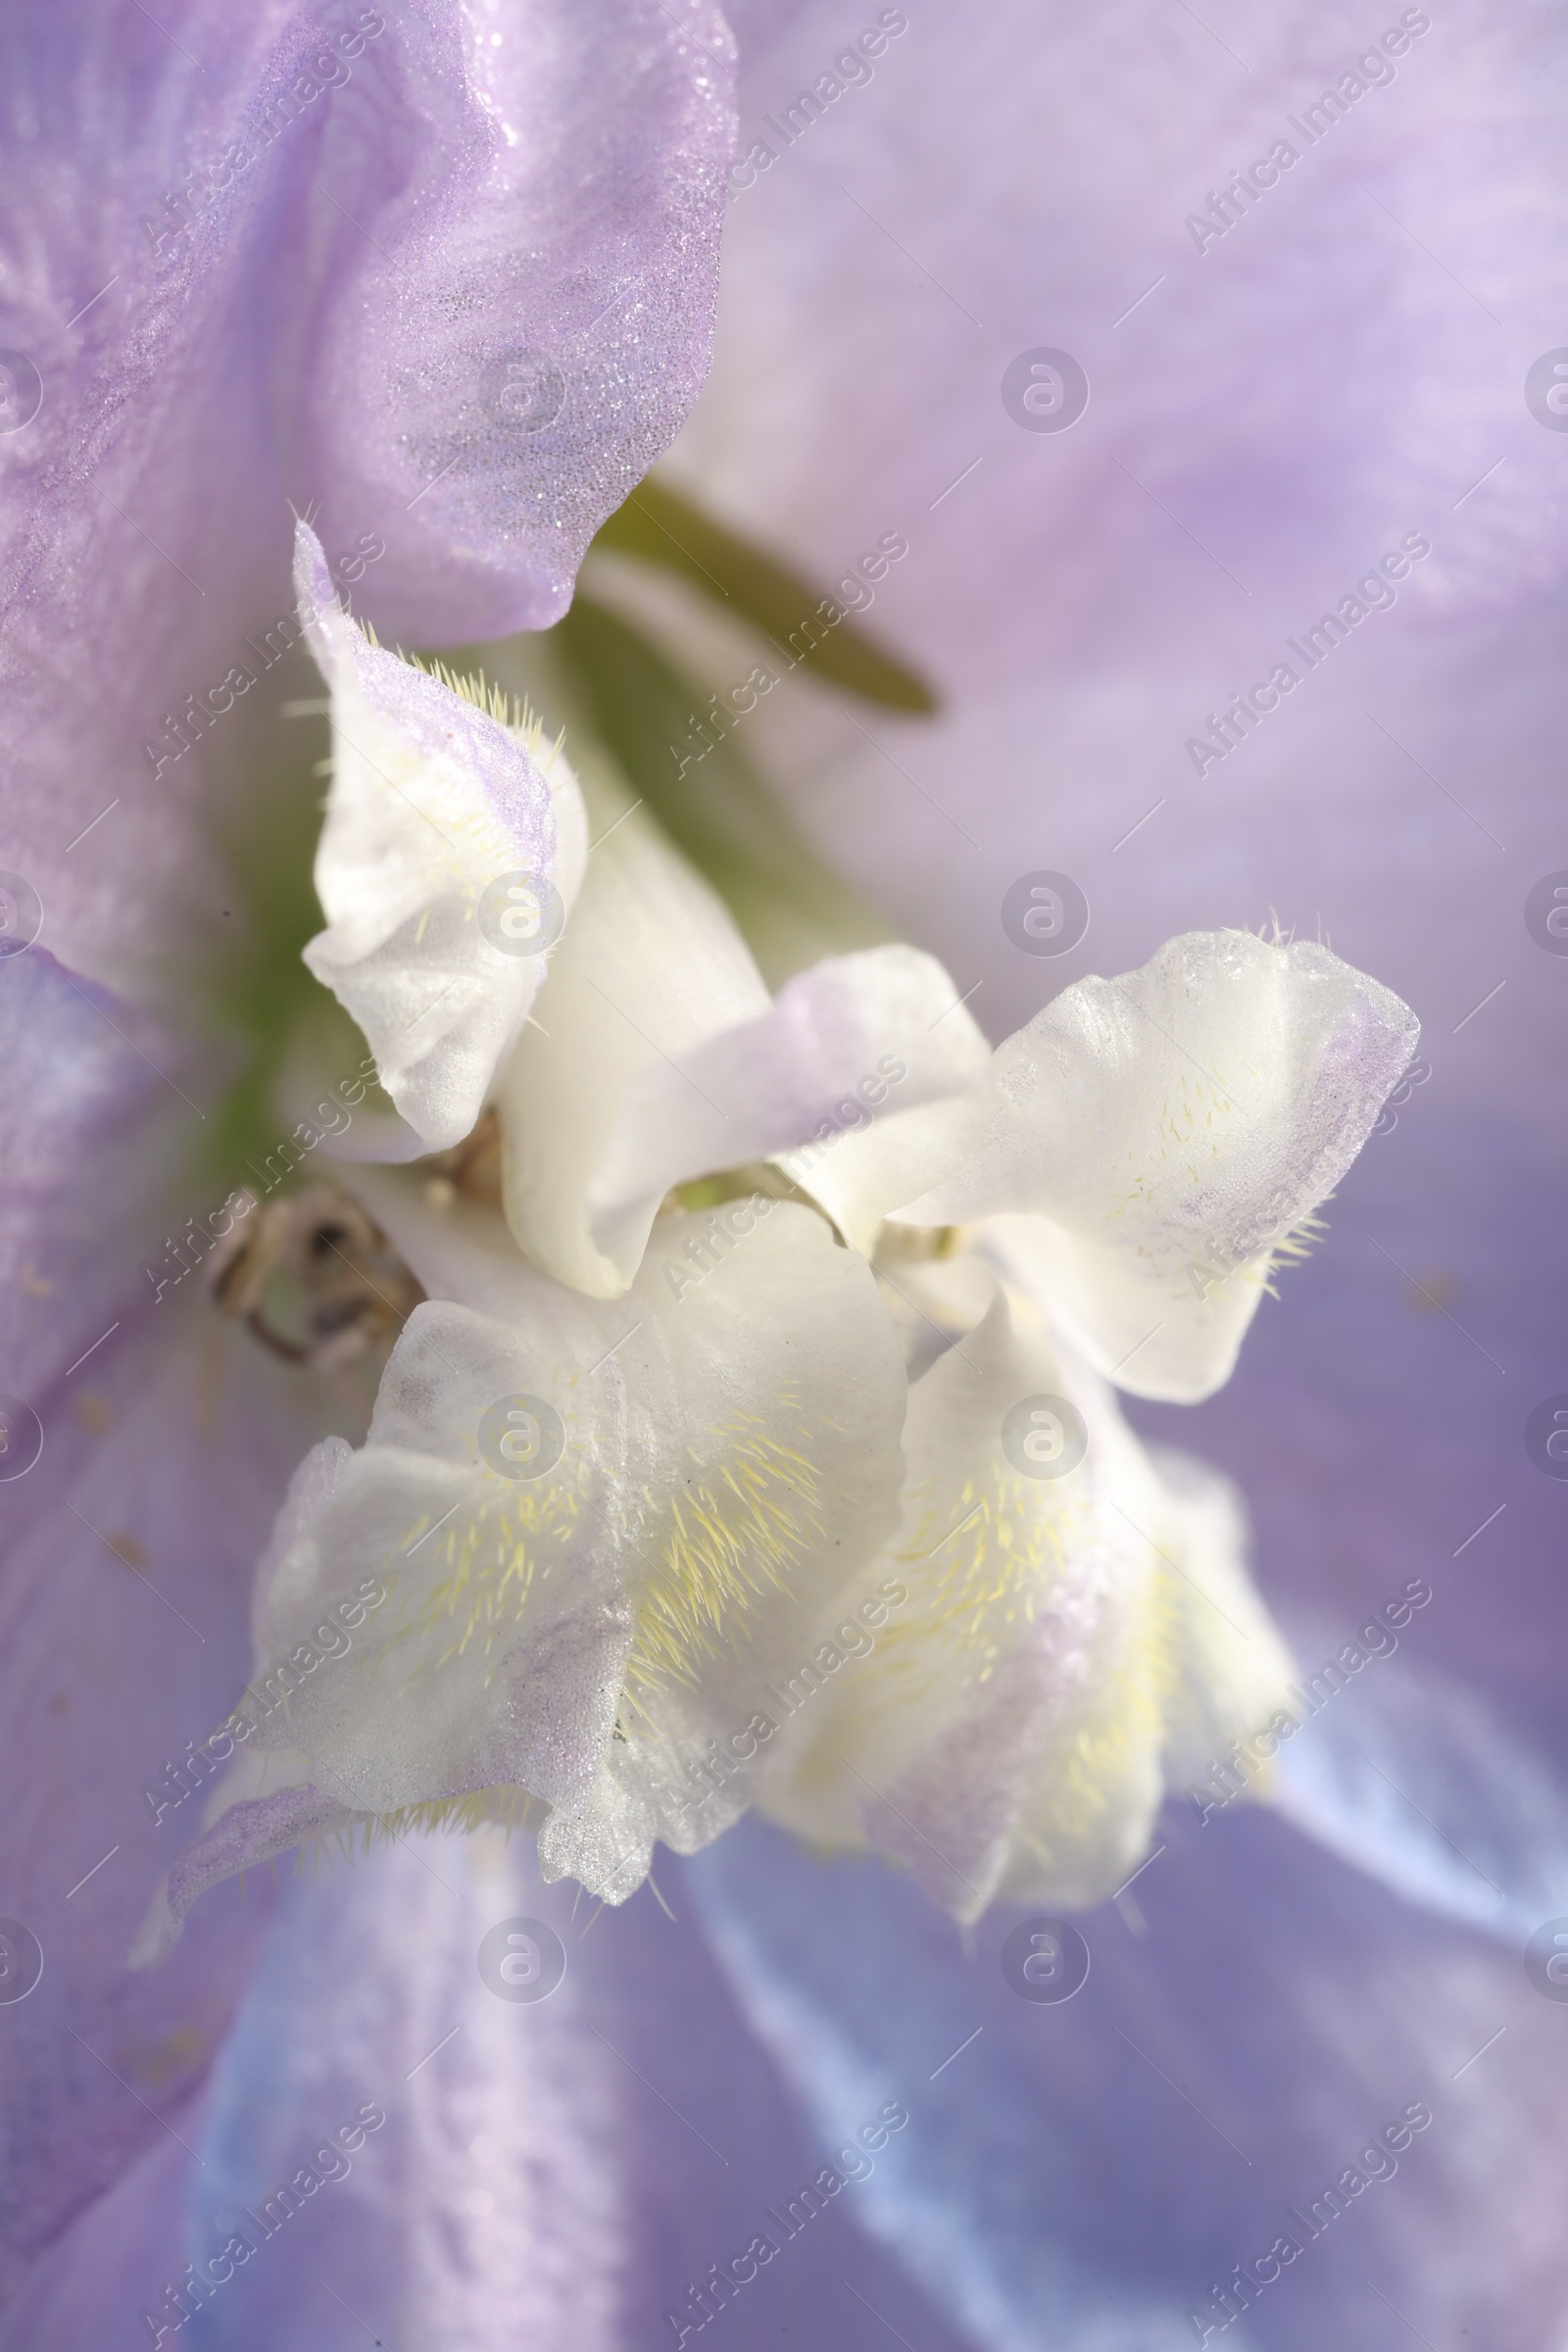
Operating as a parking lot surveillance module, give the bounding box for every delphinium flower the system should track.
[125,514,1414,1958]
[3,7,1566,2352]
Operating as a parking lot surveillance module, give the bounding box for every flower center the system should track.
[209,1180,423,1377]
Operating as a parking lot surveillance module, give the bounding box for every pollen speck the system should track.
[74,1390,112,1435]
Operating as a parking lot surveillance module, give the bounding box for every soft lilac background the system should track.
[2,3,1566,2347]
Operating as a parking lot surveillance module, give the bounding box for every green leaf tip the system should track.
[589,477,939,715]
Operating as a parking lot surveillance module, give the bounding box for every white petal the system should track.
[588,944,994,1273]
[758,1275,1294,1921]
[294,520,586,1152]
[210,1202,906,1906]
[1137,1443,1299,1808]
[901,930,1418,1400]
[495,765,994,1296]
[496,774,772,1296]
[872,1239,1004,1382]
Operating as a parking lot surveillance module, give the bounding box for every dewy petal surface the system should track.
[294,521,586,1152]
[903,931,1419,1401]
[177,1200,906,1915]
[0,1,732,988]
[301,2,736,646]
[759,1276,1295,1922]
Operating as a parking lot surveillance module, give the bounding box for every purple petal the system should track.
[691,2,1567,680]
[0,2119,200,2352]
[0,1290,336,2292]
[0,2,732,986]
[689,1810,1568,2349]
[0,946,218,1402]
[159,1828,971,2350]
[302,2,736,646]
[666,4,1563,1136]
[1130,1108,1567,1757]
[1272,1655,1568,1941]
[138,1786,354,1967]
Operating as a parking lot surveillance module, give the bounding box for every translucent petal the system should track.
[1272,1654,1568,1942]
[295,522,586,1152]
[589,944,994,1272]
[175,1202,906,1919]
[0,947,217,1400]
[902,932,1418,1401]
[538,593,898,985]
[0,1295,332,2281]
[73,1826,972,2352]
[758,1275,1295,1922]
[492,750,991,1296]
[688,1804,1568,2352]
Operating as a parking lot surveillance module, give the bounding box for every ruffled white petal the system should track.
[901,930,1419,1400]
[294,521,587,1152]
[497,755,991,1293]
[588,944,994,1272]
[757,1274,1295,1922]
[184,1200,906,1911]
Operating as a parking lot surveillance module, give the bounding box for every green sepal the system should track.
[589,477,938,714]
[547,594,896,986]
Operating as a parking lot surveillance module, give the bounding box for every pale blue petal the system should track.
[687,1810,1568,2350]
[169,1829,971,2351]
